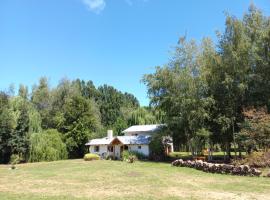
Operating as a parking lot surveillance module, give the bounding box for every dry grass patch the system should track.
[0,159,270,200]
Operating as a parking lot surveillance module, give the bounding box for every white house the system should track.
[85,124,174,159]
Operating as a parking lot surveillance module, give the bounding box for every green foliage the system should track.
[31,77,52,129]
[18,84,28,99]
[83,153,100,161]
[143,39,214,153]
[61,95,101,158]
[9,154,20,165]
[128,107,161,126]
[149,134,165,160]
[3,4,270,164]
[29,129,67,162]
[97,84,139,128]
[131,151,148,160]
[0,92,16,163]
[9,98,30,161]
[143,4,270,157]
[9,154,20,170]
[121,150,138,163]
[1,77,142,163]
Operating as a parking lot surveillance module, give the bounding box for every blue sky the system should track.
[0,0,270,106]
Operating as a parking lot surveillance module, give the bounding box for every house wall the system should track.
[89,145,108,156]
[89,144,150,158]
[128,145,149,156]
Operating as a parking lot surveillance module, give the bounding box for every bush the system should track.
[233,151,270,168]
[84,153,100,161]
[121,150,137,163]
[9,154,21,169]
[105,154,118,160]
[29,129,68,162]
[131,151,148,160]
[9,154,21,165]
[149,135,165,161]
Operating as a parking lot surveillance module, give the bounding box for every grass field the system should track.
[0,159,270,200]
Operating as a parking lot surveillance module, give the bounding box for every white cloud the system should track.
[82,0,106,14]
[81,0,149,13]
[124,0,149,6]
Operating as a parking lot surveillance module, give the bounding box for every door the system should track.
[114,145,121,159]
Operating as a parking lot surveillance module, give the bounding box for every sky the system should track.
[0,0,270,106]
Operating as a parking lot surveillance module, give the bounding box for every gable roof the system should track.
[85,135,151,146]
[117,135,151,145]
[85,137,113,145]
[122,124,164,134]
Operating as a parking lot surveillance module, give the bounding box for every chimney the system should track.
[107,130,113,139]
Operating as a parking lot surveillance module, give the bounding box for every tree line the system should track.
[0,78,161,163]
[143,5,270,158]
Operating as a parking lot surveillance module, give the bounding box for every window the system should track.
[94,146,99,152]
[138,146,141,149]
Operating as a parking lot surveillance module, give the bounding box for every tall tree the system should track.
[143,39,213,152]
[61,95,101,158]
[0,92,15,163]
[31,77,52,129]
[9,101,30,160]
[18,84,29,99]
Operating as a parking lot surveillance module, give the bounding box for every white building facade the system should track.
[85,124,173,159]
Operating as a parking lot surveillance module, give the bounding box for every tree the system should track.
[237,107,270,154]
[18,84,29,99]
[29,129,67,162]
[0,92,15,163]
[143,39,213,152]
[31,77,52,129]
[144,4,270,157]
[9,100,30,161]
[128,107,161,126]
[97,85,124,127]
[60,95,101,158]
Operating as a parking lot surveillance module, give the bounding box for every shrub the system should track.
[121,150,137,163]
[29,129,68,162]
[233,151,270,168]
[105,155,116,160]
[122,150,130,161]
[149,135,165,161]
[9,154,20,165]
[131,151,148,160]
[84,153,100,161]
[9,154,20,169]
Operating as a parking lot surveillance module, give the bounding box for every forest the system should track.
[143,4,270,159]
[1,4,270,164]
[0,78,161,163]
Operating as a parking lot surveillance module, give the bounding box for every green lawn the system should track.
[0,160,270,200]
